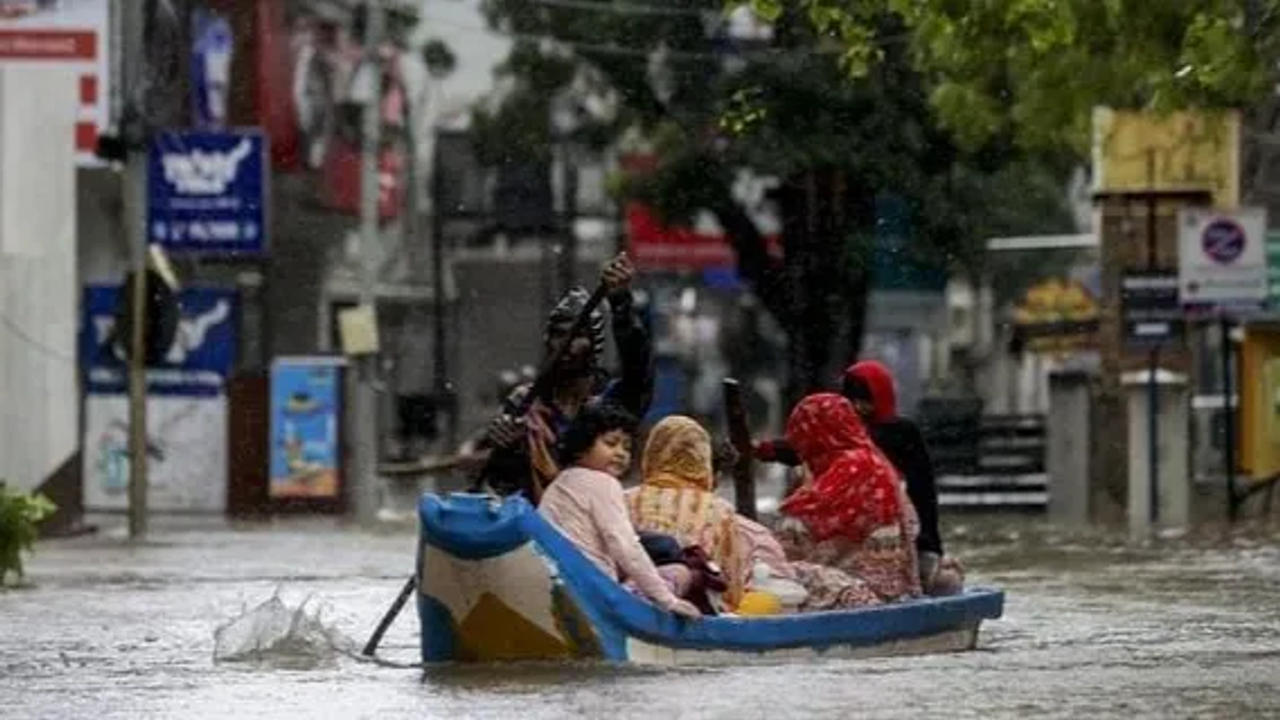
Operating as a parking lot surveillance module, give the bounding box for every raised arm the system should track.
[600,253,653,417]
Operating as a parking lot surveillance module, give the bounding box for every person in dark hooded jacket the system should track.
[479,253,653,503]
[755,360,962,595]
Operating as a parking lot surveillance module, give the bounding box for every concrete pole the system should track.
[352,1,385,524]
[121,0,149,539]
[429,132,454,447]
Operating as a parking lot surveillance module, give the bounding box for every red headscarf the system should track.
[779,393,903,544]
[844,360,897,424]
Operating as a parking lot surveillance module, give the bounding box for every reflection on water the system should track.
[2,514,1278,719]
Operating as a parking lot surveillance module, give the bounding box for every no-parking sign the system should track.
[1178,207,1268,307]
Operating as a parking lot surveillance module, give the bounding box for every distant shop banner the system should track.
[269,357,344,500]
[626,203,781,271]
[82,285,238,397]
[148,128,267,255]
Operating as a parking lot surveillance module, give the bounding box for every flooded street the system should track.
[1,514,1277,719]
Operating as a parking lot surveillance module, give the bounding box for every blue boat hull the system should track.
[417,492,1004,664]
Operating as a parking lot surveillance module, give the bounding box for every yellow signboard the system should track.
[1240,328,1280,480]
[1092,108,1240,208]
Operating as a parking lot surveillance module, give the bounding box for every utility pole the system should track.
[352,0,385,524]
[429,133,454,447]
[121,0,149,539]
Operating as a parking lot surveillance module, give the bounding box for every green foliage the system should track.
[0,484,55,586]
[750,0,1280,153]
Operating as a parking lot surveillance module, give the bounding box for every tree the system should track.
[752,0,1280,199]
[475,0,1075,399]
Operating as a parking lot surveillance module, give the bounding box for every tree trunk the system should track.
[709,166,875,407]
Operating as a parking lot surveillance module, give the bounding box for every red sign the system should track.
[0,30,94,59]
[626,203,780,271]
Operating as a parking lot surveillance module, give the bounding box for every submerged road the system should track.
[2,513,1279,719]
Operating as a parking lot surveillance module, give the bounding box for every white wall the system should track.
[0,65,78,492]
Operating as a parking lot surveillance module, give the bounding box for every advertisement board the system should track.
[268,357,344,499]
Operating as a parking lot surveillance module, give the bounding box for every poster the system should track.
[82,394,228,513]
[269,357,343,499]
[0,0,110,165]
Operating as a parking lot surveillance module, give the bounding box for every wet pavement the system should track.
[3,512,1279,719]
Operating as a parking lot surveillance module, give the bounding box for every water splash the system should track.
[213,590,355,669]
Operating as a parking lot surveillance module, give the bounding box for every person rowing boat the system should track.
[477,252,653,503]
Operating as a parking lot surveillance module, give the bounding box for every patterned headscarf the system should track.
[640,415,714,490]
[780,393,903,544]
[628,415,746,606]
[545,286,606,361]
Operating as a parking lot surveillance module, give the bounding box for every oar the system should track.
[361,576,417,657]
[361,282,610,658]
[515,282,609,413]
[463,281,610,491]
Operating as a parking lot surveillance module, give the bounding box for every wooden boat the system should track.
[417,492,1004,665]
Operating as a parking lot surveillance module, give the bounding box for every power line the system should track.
[0,313,76,364]
[423,13,847,60]
[524,0,710,17]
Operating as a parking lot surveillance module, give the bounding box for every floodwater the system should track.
[3,513,1279,719]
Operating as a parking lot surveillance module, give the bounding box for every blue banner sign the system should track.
[148,129,266,255]
[82,285,238,396]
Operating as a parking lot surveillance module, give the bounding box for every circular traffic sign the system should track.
[1201,217,1247,264]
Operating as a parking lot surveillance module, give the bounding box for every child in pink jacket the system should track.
[539,403,701,619]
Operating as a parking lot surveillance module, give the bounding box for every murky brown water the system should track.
[3,514,1279,719]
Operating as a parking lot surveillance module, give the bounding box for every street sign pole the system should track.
[121,0,149,540]
[1224,313,1238,520]
[352,0,384,525]
[1145,156,1159,526]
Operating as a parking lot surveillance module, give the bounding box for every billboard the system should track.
[0,0,109,165]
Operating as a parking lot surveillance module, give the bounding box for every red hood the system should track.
[784,393,874,476]
[845,360,897,423]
